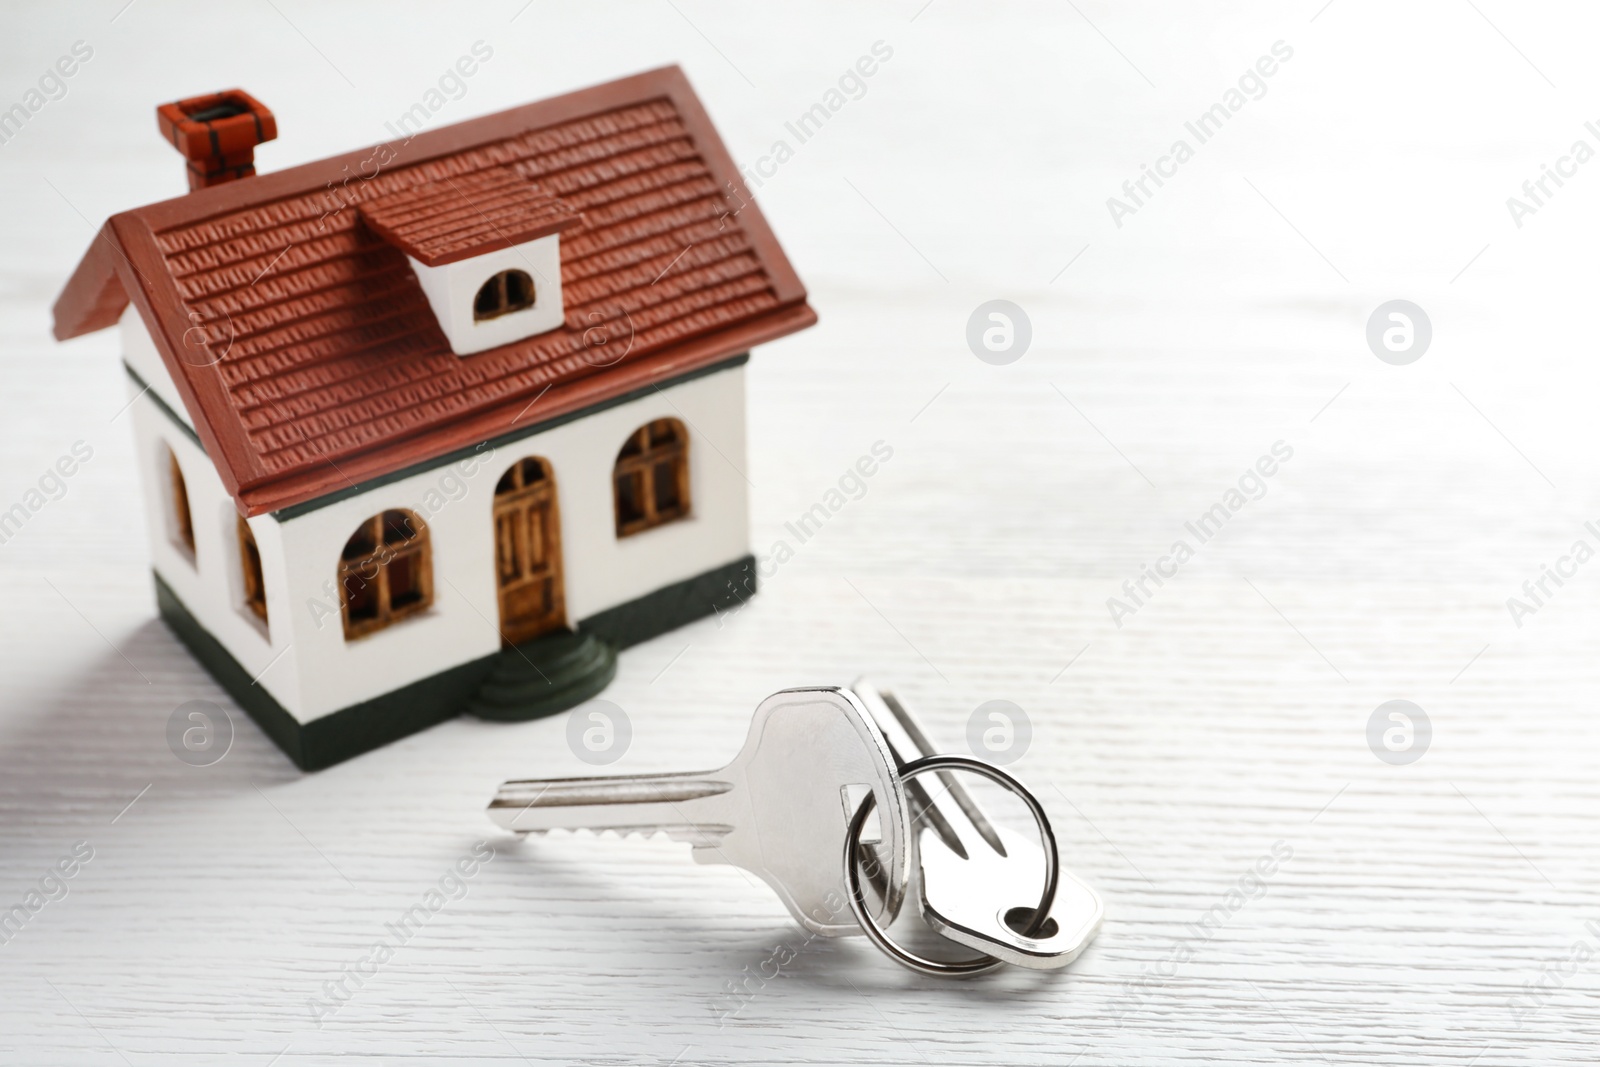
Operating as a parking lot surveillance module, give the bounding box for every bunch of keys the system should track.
[487,680,1103,976]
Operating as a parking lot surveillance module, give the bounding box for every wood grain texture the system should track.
[4,1,1599,1064]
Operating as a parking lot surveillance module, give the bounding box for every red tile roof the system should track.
[358,168,582,267]
[53,66,815,516]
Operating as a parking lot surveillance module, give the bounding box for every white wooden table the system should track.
[4,1,1598,1063]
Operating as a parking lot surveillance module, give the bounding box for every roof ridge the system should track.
[154,120,693,269]
[150,105,681,252]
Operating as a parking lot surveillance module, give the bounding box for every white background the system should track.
[3,1,1599,1064]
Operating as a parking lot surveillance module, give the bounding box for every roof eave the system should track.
[51,220,132,340]
[234,298,817,517]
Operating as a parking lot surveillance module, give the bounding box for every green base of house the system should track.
[153,555,758,771]
[581,553,756,650]
[155,574,498,770]
[464,628,619,722]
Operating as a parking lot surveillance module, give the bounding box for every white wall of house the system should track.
[410,234,564,356]
[125,362,303,716]
[121,309,751,724]
[123,309,194,434]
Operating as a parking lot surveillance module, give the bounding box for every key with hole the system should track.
[851,679,1103,969]
[488,686,911,937]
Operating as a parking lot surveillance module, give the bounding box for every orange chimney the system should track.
[156,89,276,191]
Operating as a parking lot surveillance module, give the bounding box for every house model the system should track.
[52,67,816,770]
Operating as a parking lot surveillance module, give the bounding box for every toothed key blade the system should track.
[488,773,736,846]
[488,687,912,937]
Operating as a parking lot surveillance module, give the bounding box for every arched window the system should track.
[473,269,535,321]
[339,509,432,640]
[166,445,195,559]
[613,418,689,537]
[237,516,267,622]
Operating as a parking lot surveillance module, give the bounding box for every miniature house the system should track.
[52,69,816,770]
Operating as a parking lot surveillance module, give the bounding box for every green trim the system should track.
[123,362,205,454]
[272,353,751,521]
[125,353,750,527]
[153,553,759,771]
[155,571,497,771]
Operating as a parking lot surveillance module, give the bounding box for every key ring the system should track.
[844,755,1061,977]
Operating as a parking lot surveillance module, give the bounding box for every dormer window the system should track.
[474,270,536,322]
[360,169,581,356]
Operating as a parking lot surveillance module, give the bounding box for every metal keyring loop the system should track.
[843,755,1061,977]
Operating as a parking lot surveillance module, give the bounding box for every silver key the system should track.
[852,680,1103,969]
[488,686,911,937]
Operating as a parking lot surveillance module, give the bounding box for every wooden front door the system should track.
[493,457,565,646]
